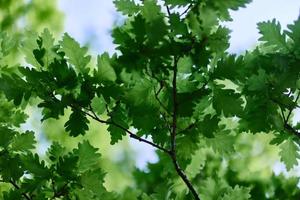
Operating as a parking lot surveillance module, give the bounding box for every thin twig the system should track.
[166,5,171,16]
[73,104,171,154]
[272,91,300,139]
[285,92,300,123]
[180,3,193,17]
[154,84,172,116]
[178,121,198,135]
[9,180,31,200]
[284,124,300,138]
[280,106,286,122]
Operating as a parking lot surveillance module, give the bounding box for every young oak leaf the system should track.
[21,153,51,179]
[0,126,16,148]
[64,108,89,137]
[46,142,66,163]
[73,140,101,172]
[95,52,116,82]
[60,33,91,74]
[164,0,193,7]
[221,186,251,200]
[10,131,36,152]
[107,104,129,145]
[80,169,108,197]
[213,87,243,117]
[206,131,235,155]
[20,31,42,68]
[285,19,300,46]
[257,19,289,52]
[40,29,60,67]
[114,0,140,16]
[279,138,300,171]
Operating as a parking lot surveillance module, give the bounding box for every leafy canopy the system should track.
[1,0,300,199]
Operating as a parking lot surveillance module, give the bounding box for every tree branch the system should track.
[9,180,32,200]
[284,123,300,138]
[171,56,178,154]
[273,91,300,139]
[73,104,171,154]
[169,56,200,200]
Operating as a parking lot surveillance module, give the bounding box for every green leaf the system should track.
[114,0,140,16]
[177,128,200,161]
[95,53,116,82]
[64,108,89,137]
[197,7,218,35]
[246,69,267,92]
[177,55,193,73]
[60,33,91,73]
[141,0,162,22]
[125,80,156,108]
[164,0,192,7]
[205,0,251,20]
[21,153,50,179]
[46,142,66,162]
[206,132,235,155]
[0,154,24,181]
[213,55,244,80]
[208,26,230,53]
[141,0,168,44]
[286,19,300,45]
[199,178,228,200]
[197,115,220,138]
[279,138,300,171]
[20,31,42,68]
[222,186,251,200]
[91,95,106,115]
[38,99,66,121]
[0,126,16,148]
[56,154,79,179]
[0,32,17,58]
[208,0,251,11]
[213,87,243,117]
[80,169,107,197]
[107,104,129,144]
[0,73,28,106]
[73,140,101,172]
[10,131,36,152]
[285,19,300,56]
[257,19,288,52]
[2,190,22,200]
[39,28,60,67]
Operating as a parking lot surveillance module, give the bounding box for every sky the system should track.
[59,0,300,54]
[58,0,300,169]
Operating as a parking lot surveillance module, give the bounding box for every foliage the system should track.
[1,0,300,199]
